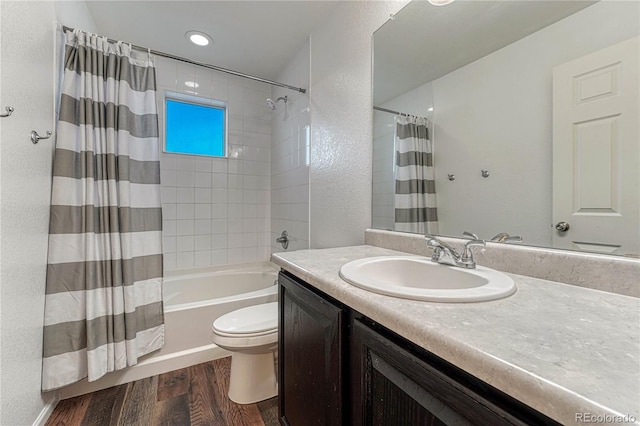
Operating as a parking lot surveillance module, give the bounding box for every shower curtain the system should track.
[394,115,439,234]
[42,30,164,391]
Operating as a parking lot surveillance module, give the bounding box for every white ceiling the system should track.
[374,0,597,104]
[84,1,339,82]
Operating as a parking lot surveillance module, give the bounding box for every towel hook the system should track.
[31,130,52,144]
[1,106,14,118]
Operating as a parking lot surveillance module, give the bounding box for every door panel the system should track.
[350,319,528,426]
[552,37,639,256]
[278,272,344,426]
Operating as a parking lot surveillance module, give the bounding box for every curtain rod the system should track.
[374,106,407,116]
[374,106,431,124]
[61,25,306,94]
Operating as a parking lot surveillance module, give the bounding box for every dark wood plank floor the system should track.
[46,357,279,426]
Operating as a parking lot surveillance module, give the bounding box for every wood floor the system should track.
[46,357,279,426]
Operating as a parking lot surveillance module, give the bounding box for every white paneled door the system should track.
[552,37,639,256]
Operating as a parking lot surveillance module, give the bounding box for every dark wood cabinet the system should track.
[278,271,560,426]
[278,271,345,426]
[351,318,529,426]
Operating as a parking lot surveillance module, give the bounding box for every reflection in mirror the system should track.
[372,0,639,257]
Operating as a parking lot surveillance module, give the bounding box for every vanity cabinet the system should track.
[351,318,533,426]
[278,271,559,426]
[278,271,345,426]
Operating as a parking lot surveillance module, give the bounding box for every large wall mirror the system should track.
[372,0,639,257]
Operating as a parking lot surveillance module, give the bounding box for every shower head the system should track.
[266,96,287,110]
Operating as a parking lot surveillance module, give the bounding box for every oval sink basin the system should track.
[339,256,516,303]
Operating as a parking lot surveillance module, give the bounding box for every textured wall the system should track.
[308,1,409,249]
[1,2,60,424]
[271,40,311,254]
[371,110,395,230]
[0,2,102,423]
[1,2,56,423]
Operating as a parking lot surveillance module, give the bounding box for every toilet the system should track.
[211,302,278,404]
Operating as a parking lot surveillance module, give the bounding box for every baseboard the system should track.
[33,391,59,426]
[59,344,229,399]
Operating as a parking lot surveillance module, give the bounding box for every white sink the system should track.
[339,256,516,302]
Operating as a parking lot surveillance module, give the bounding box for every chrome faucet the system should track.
[490,233,523,243]
[425,235,485,269]
[276,230,289,249]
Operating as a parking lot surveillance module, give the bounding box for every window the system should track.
[164,93,227,157]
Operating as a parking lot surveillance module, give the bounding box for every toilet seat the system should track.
[213,328,278,338]
[211,302,279,354]
[214,328,275,338]
[212,302,278,337]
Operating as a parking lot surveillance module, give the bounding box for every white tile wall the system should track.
[271,40,311,253]
[155,58,272,271]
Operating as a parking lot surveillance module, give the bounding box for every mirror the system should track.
[372,0,639,257]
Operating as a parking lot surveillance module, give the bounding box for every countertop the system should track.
[271,245,640,426]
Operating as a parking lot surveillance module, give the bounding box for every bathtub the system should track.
[160,262,279,357]
[60,261,279,399]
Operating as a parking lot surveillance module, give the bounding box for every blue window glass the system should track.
[165,98,226,157]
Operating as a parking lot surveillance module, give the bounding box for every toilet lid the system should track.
[213,302,278,335]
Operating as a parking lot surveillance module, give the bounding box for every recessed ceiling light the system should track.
[186,30,212,47]
[428,0,455,5]
[185,81,199,88]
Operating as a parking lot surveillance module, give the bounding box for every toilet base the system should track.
[228,351,277,404]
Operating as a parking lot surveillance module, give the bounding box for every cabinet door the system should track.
[350,319,528,426]
[278,272,344,426]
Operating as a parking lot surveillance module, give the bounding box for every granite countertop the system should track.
[271,245,640,426]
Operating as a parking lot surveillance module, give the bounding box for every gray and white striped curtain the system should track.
[42,30,164,391]
[394,115,439,234]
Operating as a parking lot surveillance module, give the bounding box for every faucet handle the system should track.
[502,235,522,243]
[491,233,523,243]
[425,235,456,251]
[425,235,440,246]
[276,230,289,249]
[425,235,443,262]
[491,232,509,242]
[425,235,460,260]
[463,231,479,240]
[464,239,486,250]
[460,239,485,267]
[425,235,447,249]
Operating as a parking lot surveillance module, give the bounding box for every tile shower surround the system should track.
[270,40,311,254]
[155,57,272,271]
